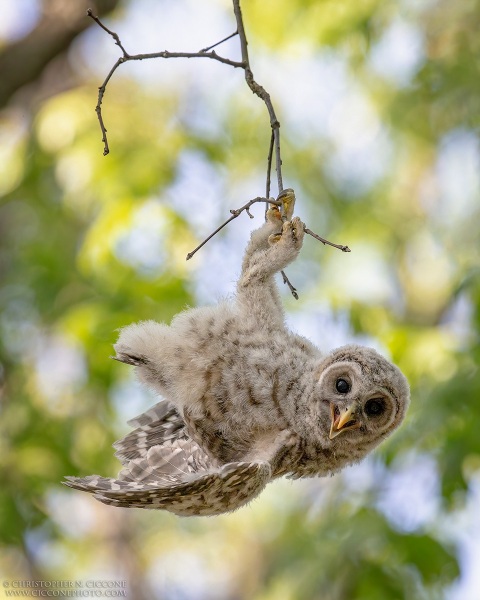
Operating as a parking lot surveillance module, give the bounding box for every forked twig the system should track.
[87,2,284,188]
[186,197,281,261]
[86,9,244,156]
[185,195,350,266]
[87,2,351,299]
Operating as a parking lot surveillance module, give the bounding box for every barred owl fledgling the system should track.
[64,191,409,516]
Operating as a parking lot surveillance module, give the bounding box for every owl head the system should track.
[308,344,410,460]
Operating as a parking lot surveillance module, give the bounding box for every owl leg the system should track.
[237,217,304,296]
[239,188,298,281]
[241,203,283,264]
[236,191,302,326]
[233,204,286,326]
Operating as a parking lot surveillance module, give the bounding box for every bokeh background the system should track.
[1,0,479,598]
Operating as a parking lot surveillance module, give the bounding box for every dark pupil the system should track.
[365,399,385,416]
[336,379,350,393]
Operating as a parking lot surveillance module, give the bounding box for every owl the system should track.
[64,190,410,516]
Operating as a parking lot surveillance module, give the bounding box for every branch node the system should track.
[186,196,268,260]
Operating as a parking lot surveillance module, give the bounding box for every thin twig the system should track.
[200,30,238,53]
[87,8,129,56]
[87,4,284,196]
[231,0,283,194]
[281,271,299,300]
[186,210,351,261]
[186,197,281,261]
[266,131,274,201]
[304,227,351,252]
[264,134,296,297]
[87,4,352,283]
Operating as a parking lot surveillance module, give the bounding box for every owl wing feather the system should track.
[113,400,186,465]
[64,455,271,516]
[64,400,272,516]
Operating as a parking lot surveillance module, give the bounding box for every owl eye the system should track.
[365,398,385,417]
[335,378,350,394]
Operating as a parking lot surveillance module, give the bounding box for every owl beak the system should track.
[329,403,360,439]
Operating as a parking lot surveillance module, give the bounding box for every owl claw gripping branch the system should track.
[64,189,410,516]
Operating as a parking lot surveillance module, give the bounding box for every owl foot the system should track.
[277,188,296,221]
[268,217,305,250]
[266,205,282,225]
[268,231,283,245]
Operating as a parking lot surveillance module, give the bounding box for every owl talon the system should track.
[277,188,296,221]
[266,205,282,225]
[277,217,305,250]
[268,232,283,246]
[291,216,304,246]
[268,217,305,249]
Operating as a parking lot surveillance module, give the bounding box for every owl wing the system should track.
[64,401,272,516]
[112,400,187,465]
[64,445,271,516]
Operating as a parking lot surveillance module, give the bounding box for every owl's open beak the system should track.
[329,403,361,439]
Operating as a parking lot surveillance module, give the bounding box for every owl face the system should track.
[311,345,410,450]
[319,360,399,440]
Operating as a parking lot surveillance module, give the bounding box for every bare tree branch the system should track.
[87,1,351,297]
[266,131,275,201]
[86,9,245,156]
[86,7,129,55]
[87,2,284,193]
[263,134,297,299]
[186,197,282,261]
[304,227,351,252]
[281,271,299,300]
[231,0,283,193]
[185,199,351,261]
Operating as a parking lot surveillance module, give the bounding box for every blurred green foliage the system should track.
[0,0,479,598]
